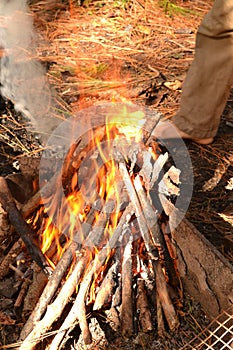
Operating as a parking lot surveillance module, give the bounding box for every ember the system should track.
[0,103,193,349]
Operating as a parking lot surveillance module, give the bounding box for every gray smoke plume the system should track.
[0,0,61,141]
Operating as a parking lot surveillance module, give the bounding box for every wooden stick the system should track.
[22,196,98,339]
[19,251,90,350]
[84,199,115,249]
[154,261,179,331]
[156,293,166,337]
[135,177,179,330]
[62,126,106,195]
[49,248,110,348]
[22,263,48,318]
[0,177,52,277]
[20,241,78,340]
[93,260,119,311]
[20,170,60,219]
[0,239,23,279]
[136,278,153,332]
[49,204,134,349]
[14,278,32,309]
[21,195,126,346]
[118,159,158,259]
[61,137,82,194]
[119,161,179,331]
[105,307,120,332]
[121,236,134,337]
[134,175,180,289]
[150,152,169,187]
[104,257,122,331]
[141,111,161,144]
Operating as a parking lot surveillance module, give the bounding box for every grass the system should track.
[159,0,200,17]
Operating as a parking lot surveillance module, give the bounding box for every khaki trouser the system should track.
[173,0,233,139]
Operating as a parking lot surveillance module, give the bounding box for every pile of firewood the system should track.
[0,104,184,349]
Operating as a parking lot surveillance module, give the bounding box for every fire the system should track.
[31,103,149,272]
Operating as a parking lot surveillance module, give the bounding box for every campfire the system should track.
[0,103,189,349]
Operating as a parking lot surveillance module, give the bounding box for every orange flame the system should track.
[31,104,147,272]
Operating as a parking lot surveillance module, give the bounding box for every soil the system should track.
[0,0,232,348]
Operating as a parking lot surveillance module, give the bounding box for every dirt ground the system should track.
[0,0,232,348]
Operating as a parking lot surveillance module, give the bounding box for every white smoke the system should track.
[0,0,60,140]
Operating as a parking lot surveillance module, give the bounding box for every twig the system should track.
[15,279,32,309]
[0,239,23,279]
[0,177,52,277]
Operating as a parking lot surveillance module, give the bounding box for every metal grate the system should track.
[181,306,233,350]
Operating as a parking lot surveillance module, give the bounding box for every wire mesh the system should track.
[182,306,233,350]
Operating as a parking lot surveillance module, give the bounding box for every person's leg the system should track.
[172,34,233,138]
[172,33,233,141]
[154,0,233,144]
